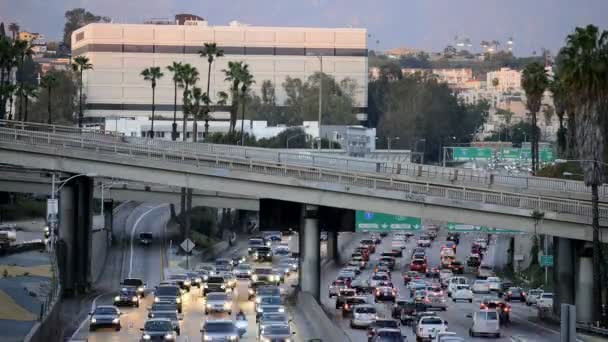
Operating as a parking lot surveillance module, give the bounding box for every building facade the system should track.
[487,67,521,92]
[71,17,368,121]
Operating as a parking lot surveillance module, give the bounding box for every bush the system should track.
[0,195,46,221]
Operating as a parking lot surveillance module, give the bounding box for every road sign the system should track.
[452,147,493,161]
[540,255,554,267]
[355,211,421,231]
[485,227,524,234]
[446,223,483,232]
[180,238,196,253]
[47,199,58,215]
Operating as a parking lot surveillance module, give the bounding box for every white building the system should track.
[487,67,521,92]
[71,15,368,121]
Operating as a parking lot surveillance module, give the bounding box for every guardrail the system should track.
[1,119,605,199]
[0,127,606,223]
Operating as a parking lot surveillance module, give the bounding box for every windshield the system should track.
[207,293,227,301]
[377,330,402,341]
[151,304,175,311]
[144,320,172,331]
[237,264,251,270]
[257,247,271,252]
[372,275,388,280]
[261,296,282,305]
[421,317,443,324]
[263,325,290,335]
[375,320,399,328]
[215,259,229,265]
[485,311,499,320]
[249,239,264,246]
[120,288,136,295]
[356,307,376,314]
[205,322,235,333]
[262,313,287,322]
[542,294,553,298]
[155,287,179,296]
[139,233,153,239]
[94,307,117,315]
[153,312,177,320]
[207,276,225,283]
[169,275,187,280]
[412,260,425,265]
[347,298,366,304]
[123,279,143,286]
[255,268,273,275]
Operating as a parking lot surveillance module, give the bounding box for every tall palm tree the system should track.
[521,62,549,175]
[40,74,58,124]
[141,67,164,138]
[199,43,224,137]
[4,83,16,120]
[238,66,255,146]
[12,39,31,122]
[72,56,93,128]
[558,24,608,322]
[223,61,245,133]
[178,64,199,141]
[185,87,210,142]
[18,84,37,122]
[0,37,12,119]
[8,23,19,41]
[166,62,183,141]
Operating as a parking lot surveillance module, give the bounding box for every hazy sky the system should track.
[1,0,607,55]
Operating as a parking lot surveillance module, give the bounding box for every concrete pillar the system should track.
[576,255,594,323]
[73,177,93,294]
[553,237,575,316]
[58,183,75,295]
[326,231,339,262]
[300,204,320,301]
[185,188,192,239]
[103,200,113,241]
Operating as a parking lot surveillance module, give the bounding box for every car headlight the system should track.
[175,297,181,303]
[143,334,151,340]
[247,270,252,275]
[256,297,261,303]
[137,286,145,292]
[249,289,255,295]
[266,242,271,246]
[203,283,208,288]
[229,335,238,341]
[260,338,271,342]
[224,302,231,309]
[226,287,233,293]
[112,318,119,324]
[257,307,263,313]
[132,296,138,302]
[203,335,212,341]
[184,280,191,286]
[164,333,174,340]
[114,296,120,301]
[154,297,160,302]
[278,307,285,312]
[203,275,209,281]
[252,275,258,281]
[195,278,201,283]
[220,284,225,289]
[91,318,97,323]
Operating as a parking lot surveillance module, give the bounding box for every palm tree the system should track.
[199,43,224,137]
[178,64,199,141]
[166,62,183,141]
[4,83,16,120]
[558,24,608,322]
[40,74,58,124]
[141,67,164,138]
[238,66,255,146]
[521,62,549,175]
[223,61,245,133]
[72,56,93,128]
[18,84,37,122]
[8,23,19,41]
[0,37,12,119]
[185,87,211,142]
[12,39,31,122]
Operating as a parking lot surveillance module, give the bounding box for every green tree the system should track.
[522,62,549,175]
[40,74,58,124]
[63,8,111,47]
[178,64,199,141]
[26,70,78,125]
[199,43,224,137]
[558,24,608,322]
[223,61,246,133]
[239,65,255,145]
[72,56,93,127]
[166,62,183,141]
[184,87,208,142]
[8,23,19,41]
[17,84,37,122]
[141,66,164,138]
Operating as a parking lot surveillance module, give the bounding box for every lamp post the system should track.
[386,136,400,153]
[307,53,324,151]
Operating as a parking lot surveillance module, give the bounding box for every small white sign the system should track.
[180,238,196,253]
[47,199,58,216]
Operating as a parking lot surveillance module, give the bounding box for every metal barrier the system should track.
[0,127,605,222]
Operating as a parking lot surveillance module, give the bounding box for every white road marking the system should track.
[128,204,166,278]
[68,292,105,341]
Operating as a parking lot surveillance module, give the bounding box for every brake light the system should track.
[504,307,510,312]
[344,304,350,310]
[522,292,527,296]
[508,291,512,295]
[480,304,487,309]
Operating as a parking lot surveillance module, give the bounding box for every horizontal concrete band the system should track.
[86,103,367,112]
[73,44,368,57]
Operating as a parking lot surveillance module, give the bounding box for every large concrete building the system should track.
[71,16,368,121]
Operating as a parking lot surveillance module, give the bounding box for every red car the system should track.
[410,259,427,273]
[360,239,376,253]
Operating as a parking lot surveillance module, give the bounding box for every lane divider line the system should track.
[128,204,167,278]
[68,292,105,341]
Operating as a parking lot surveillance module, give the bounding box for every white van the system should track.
[468,309,500,338]
[446,276,468,297]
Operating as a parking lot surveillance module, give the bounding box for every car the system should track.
[271,267,286,283]
[537,292,553,310]
[415,316,448,341]
[370,273,391,288]
[440,248,455,258]
[446,232,460,244]
[352,256,367,269]
[379,256,397,270]
[441,241,457,251]
[471,280,491,294]
[417,236,432,248]
[147,310,181,335]
[139,232,153,245]
[486,277,502,292]
[392,298,429,325]
[230,253,247,266]
[471,244,484,256]
[466,254,481,267]
[89,305,121,331]
[410,259,427,273]
[139,318,177,341]
[354,247,371,261]
[276,259,294,276]
[351,304,377,329]
[198,264,216,277]
[122,278,146,297]
[258,312,290,336]
[185,271,202,288]
[113,287,140,307]
[259,323,294,341]
[342,296,368,317]
[201,319,240,341]
[526,288,544,306]
[446,276,468,297]
[374,265,392,276]
[505,287,526,302]
[426,226,439,240]
[234,263,253,279]
[449,261,464,274]
[273,244,290,257]
[476,266,494,279]
[351,279,374,295]
[367,319,400,341]
[480,298,511,322]
[252,267,281,285]
[440,256,455,269]
[451,284,473,303]
[205,292,232,315]
[253,246,273,261]
[264,231,283,243]
[427,293,447,311]
[328,278,349,298]
[375,286,397,302]
[426,283,443,297]
[434,332,465,342]
[203,276,229,296]
[413,289,429,304]
[425,268,440,279]
[372,328,405,341]
[403,271,421,285]
[148,302,178,318]
[154,286,182,313]
[474,238,488,250]
[360,239,376,253]
[167,274,192,291]
[468,309,500,338]
[248,237,266,254]
[439,269,453,286]
[336,288,358,309]
[215,257,234,269]
[256,296,285,321]
[343,265,362,276]
[408,280,427,292]
[391,239,407,250]
[254,285,281,304]
[282,257,299,272]
[339,269,358,280]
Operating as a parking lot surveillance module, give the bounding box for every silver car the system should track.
[89,305,121,331]
[205,292,232,315]
[235,263,253,279]
[350,304,377,328]
[259,323,294,341]
[201,319,240,341]
[147,310,181,335]
[258,312,290,336]
[256,296,285,322]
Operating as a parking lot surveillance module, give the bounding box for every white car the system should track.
[486,277,502,292]
[416,316,448,341]
[471,280,490,294]
[417,237,432,247]
[468,309,500,338]
[350,304,377,328]
[440,248,455,258]
[537,292,553,309]
[439,269,453,285]
[526,289,544,306]
[434,332,464,342]
[446,277,468,296]
[391,239,407,250]
[451,284,473,303]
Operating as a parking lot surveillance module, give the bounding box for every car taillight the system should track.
[344,304,350,310]
[522,292,527,296]
[480,304,486,309]
[504,307,510,312]
[508,291,512,295]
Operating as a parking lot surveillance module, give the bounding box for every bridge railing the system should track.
[0,127,606,221]
[1,119,606,199]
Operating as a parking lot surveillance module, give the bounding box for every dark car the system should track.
[167,274,191,292]
[379,256,397,270]
[342,296,368,317]
[254,246,273,261]
[410,259,427,273]
[139,232,153,245]
[392,299,428,325]
[248,281,276,300]
[505,287,526,302]
[203,276,228,296]
[89,305,121,331]
[372,328,405,342]
[148,303,178,318]
[481,298,512,322]
[446,232,460,244]
[336,288,358,309]
[367,319,400,341]
[139,318,177,341]
[360,239,376,253]
[425,267,440,279]
[467,254,481,267]
[252,267,281,286]
[113,287,140,307]
[450,261,465,274]
[154,286,182,313]
[375,286,397,302]
[122,278,146,297]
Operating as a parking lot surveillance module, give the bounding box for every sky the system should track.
[1,0,607,56]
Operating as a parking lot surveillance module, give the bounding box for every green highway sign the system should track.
[540,255,554,267]
[355,211,421,231]
[446,223,484,232]
[498,148,522,160]
[452,147,493,161]
[519,149,555,162]
[485,227,524,234]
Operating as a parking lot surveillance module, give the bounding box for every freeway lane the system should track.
[321,229,561,341]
